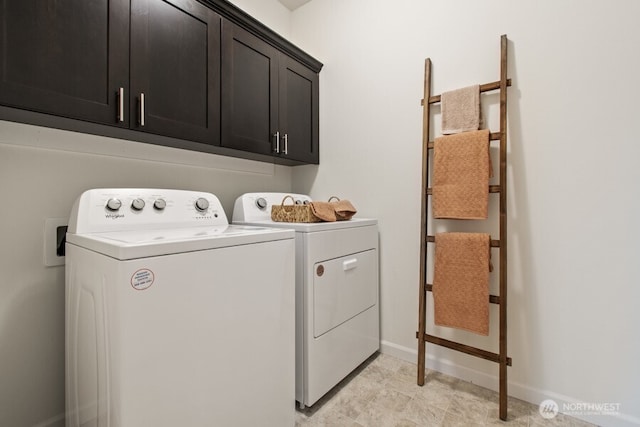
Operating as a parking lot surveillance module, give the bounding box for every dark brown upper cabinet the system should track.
[279,55,319,164]
[130,0,221,144]
[0,0,130,126]
[0,0,322,164]
[221,21,319,164]
[0,0,220,145]
[221,23,278,157]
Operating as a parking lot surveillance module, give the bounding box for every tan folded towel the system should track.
[433,129,491,219]
[309,201,336,222]
[330,199,357,221]
[441,84,481,134]
[433,232,490,336]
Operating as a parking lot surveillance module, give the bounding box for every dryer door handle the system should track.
[343,258,358,271]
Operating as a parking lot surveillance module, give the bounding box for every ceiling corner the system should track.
[278,0,312,11]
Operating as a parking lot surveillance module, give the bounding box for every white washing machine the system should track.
[65,188,295,427]
[232,192,379,408]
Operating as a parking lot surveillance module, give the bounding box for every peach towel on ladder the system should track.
[441,84,481,134]
[433,129,491,219]
[433,232,490,336]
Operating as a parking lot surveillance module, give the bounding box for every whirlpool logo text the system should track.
[105,213,124,219]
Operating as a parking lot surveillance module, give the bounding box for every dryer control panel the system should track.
[68,188,228,234]
[232,192,312,222]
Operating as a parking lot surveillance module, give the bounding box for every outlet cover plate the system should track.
[44,218,67,267]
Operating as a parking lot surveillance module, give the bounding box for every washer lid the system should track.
[66,225,294,260]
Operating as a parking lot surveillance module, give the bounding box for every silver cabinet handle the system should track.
[139,93,145,127]
[273,131,280,153]
[283,133,288,155]
[117,87,124,122]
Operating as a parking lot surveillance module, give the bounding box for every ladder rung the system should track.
[416,332,512,366]
[425,284,501,304]
[427,185,501,195]
[427,235,500,248]
[427,132,502,148]
[420,79,512,105]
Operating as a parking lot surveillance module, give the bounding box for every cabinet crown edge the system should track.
[199,0,323,72]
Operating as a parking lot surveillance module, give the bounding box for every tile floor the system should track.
[295,353,596,427]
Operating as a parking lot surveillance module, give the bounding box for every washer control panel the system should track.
[68,188,228,234]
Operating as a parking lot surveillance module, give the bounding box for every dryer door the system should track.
[313,249,378,338]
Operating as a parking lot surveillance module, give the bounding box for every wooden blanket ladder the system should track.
[416,34,513,421]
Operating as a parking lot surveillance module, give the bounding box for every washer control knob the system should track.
[153,198,167,210]
[131,198,145,211]
[256,197,267,209]
[195,197,209,212]
[106,198,122,211]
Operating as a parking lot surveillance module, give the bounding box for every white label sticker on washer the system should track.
[131,269,155,290]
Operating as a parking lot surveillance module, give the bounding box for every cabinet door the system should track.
[279,55,319,164]
[0,0,129,126]
[130,0,221,144]
[221,21,279,155]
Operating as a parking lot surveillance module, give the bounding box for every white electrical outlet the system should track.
[44,218,68,267]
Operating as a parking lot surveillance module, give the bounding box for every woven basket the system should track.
[271,195,322,223]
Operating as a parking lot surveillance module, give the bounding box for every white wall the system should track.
[290,1,640,426]
[0,2,292,426]
[227,0,291,38]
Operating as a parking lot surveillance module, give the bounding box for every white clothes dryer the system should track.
[232,192,379,408]
[65,188,295,427]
